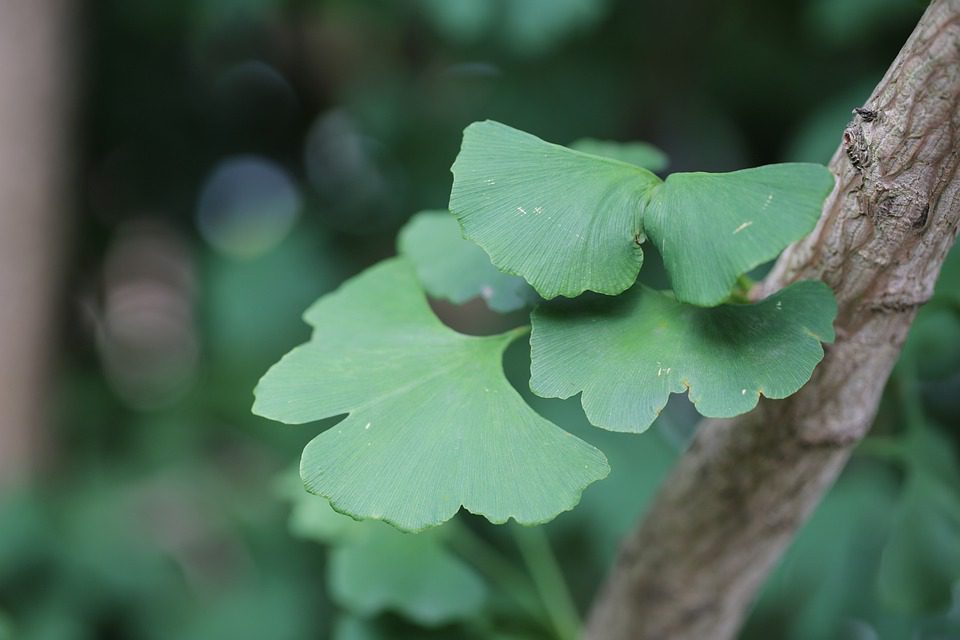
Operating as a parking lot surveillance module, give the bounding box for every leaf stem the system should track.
[892,359,924,435]
[446,520,547,625]
[727,274,755,304]
[511,524,581,640]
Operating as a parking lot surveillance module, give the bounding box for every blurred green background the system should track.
[3,0,959,638]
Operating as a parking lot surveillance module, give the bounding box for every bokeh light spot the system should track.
[196,155,301,258]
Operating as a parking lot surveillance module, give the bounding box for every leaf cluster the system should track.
[254,121,838,532]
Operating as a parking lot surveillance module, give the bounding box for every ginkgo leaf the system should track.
[449,120,660,299]
[449,121,832,306]
[568,138,668,173]
[529,280,836,433]
[279,472,366,543]
[329,525,487,626]
[398,210,537,312]
[282,485,487,626]
[253,257,609,531]
[644,164,835,306]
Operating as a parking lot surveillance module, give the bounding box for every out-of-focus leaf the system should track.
[0,494,56,576]
[203,228,339,363]
[804,0,924,46]
[933,243,960,301]
[254,258,609,531]
[784,81,875,164]
[743,460,901,640]
[173,581,311,640]
[284,487,486,626]
[415,0,496,43]
[16,611,86,640]
[878,422,960,615]
[533,395,677,564]
[330,526,486,626]
[900,421,960,490]
[644,164,835,306]
[0,611,12,640]
[569,139,668,173]
[417,0,609,56]
[281,473,365,543]
[878,472,960,614]
[902,309,960,381]
[530,281,836,432]
[498,0,609,56]
[333,616,382,640]
[449,120,658,299]
[304,111,408,234]
[398,210,537,312]
[331,615,486,640]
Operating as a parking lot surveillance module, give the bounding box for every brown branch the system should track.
[585,1,960,638]
[0,0,75,485]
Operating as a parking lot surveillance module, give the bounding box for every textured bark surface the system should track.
[586,1,960,638]
[0,0,74,484]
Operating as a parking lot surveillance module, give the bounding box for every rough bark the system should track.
[586,1,960,638]
[0,0,74,484]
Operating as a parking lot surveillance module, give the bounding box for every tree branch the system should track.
[585,1,960,637]
[0,0,74,485]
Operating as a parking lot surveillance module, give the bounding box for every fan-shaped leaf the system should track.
[254,258,609,531]
[530,281,836,432]
[449,120,660,299]
[280,472,366,543]
[398,210,537,312]
[644,164,835,306]
[284,486,487,626]
[450,121,832,306]
[330,525,487,626]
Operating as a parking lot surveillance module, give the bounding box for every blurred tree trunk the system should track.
[0,0,75,485]
[586,1,960,638]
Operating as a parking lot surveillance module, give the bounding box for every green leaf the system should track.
[333,616,382,640]
[332,616,479,640]
[568,138,668,173]
[875,423,960,614]
[530,281,836,432]
[398,210,537,312]
[289,491,363,543]
[330,525,487,626]
[747,460,901,640]
[450,121,831,306]
[902,307,960,381]
[283,485,487,626]
[254,258,609,531]
[0,611,12,640]
[417,0,609,56]
[644,164,834,306]
[878,472,960,614]
[280,472,366,543]
[449,120,660,299]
